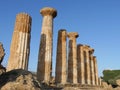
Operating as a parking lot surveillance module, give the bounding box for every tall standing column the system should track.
[93,56,99,85]
[85,46,91,84]
[77,44,85,84]
[55,29,67,84]
[37,7,57,82]
[89,49,95,85]
[7,13,32,71]
[67,32,79,84]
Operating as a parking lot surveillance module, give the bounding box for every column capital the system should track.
[93,56,96,60]
[67,32,79,39]
[77,44,83,47]
[59,29,67,32]
[40,7,57,18]
[89,48,94,54]
[81,45,89,51]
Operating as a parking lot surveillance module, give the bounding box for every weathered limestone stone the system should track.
[0,65,6,75]
[98,78,102,86]
[7,13,32,71]
[102,81,113,90]
[77,44,85,84]
[0,43,6,75]
[89,49,95,85]
[77,44,99,86]
[116,79,120,86]
[93,56,99,85]
[37,7,57,83]
[85,46,91,85]
[55,29,67,84]
[0,69,41,90]
[67,32,79,84]
[0,42,5,64]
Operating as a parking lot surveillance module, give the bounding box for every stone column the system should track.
[85,47,91,84]
[55,29,67,84]
[98,77,102,86]
[77,44,85,84]
[7,13,32,71]
[37,7,57,82]
[67,32,79,84]
[93,56,99,85]
[89,49,95,85]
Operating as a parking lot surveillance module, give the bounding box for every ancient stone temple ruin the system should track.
[6,7,102,89]
[7,13,32,71]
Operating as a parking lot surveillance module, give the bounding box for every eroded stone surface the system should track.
[0,43,6,75]
[0,69,41,90]
[116,79,120,86]
[0,43,5,64]
[77,44,100,85]
[55,29,67,84]
[37,7,57,83]
[7,13,32,71]
[67,32,79,83]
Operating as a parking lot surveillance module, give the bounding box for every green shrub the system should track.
[102,70,120,85]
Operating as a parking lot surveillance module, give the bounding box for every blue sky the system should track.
[0,0,120,76]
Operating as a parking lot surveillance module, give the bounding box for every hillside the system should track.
[102,70,120,87]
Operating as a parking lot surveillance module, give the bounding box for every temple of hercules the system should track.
[37,7,57,83]
[7,13,32,71]
[5,6,102,89]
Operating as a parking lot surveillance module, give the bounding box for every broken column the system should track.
[7,13,32,71]
[55,29,67,84]
[67,32,79,83]
[93,56,99,85]
[77,44,85,84]
[89,49,95,85]
[37,7,57,82]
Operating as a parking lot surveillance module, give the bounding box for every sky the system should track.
[0,0,120,76]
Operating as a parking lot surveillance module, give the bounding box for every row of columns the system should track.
[77,45,99,85]
[55,30,99,85]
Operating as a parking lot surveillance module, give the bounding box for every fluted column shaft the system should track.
[37,7,57,82]
[67,32,78,84]
[85,49,91,84]
[77,44,85,84]
[55,29,67,84]
[93,56,99,85]
[7,13,32,71]
[89,50,95,85]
